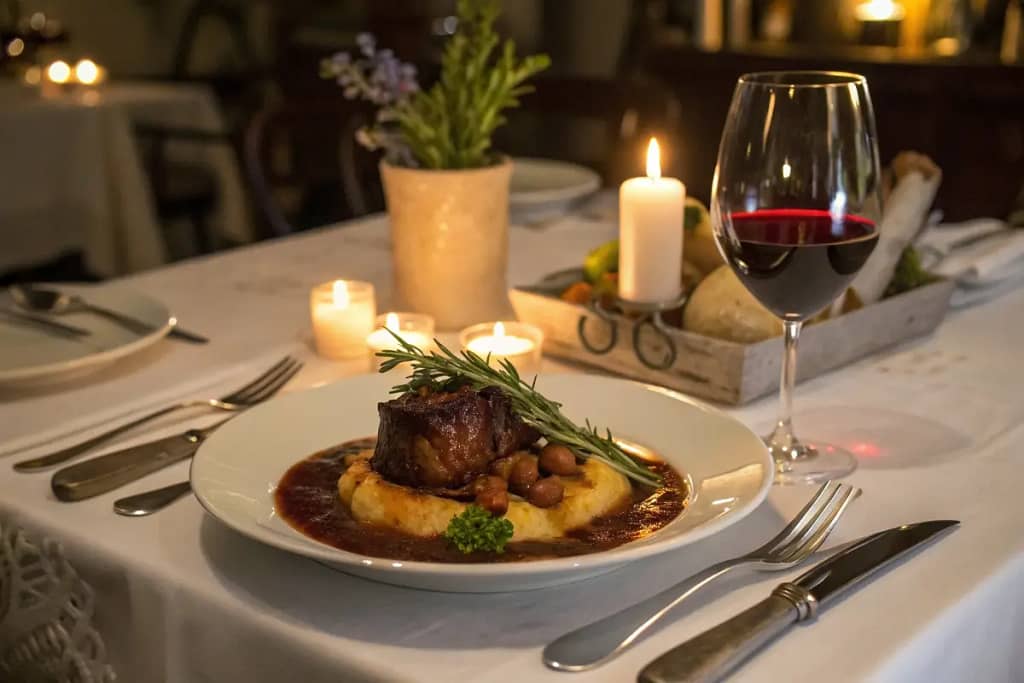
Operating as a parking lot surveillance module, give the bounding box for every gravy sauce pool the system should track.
[275,438,687,563]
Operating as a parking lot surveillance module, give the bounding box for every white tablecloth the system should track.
[0,81,252,276]
[2,215,1024,682]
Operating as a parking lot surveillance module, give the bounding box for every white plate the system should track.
[510,158,601,224]
[0,284,172,387]
[191,373,772,592]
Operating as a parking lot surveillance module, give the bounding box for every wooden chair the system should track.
[243,98,382,238]
[494,75,684,185]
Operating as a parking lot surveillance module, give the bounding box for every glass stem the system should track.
[769,319,802,460]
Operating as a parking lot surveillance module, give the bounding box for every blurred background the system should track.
[1,0,1022,284]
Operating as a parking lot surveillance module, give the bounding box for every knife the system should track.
[50,420,226,502]
[638,520,960,683]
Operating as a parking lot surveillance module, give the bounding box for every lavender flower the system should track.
[321,33,420,163]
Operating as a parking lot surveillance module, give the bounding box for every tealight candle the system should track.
[460,321,543,377]
[310,280,376,360]
[619,137,685,303]
[366,312,435,370]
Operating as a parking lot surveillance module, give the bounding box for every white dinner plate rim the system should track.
[191,374,773,583]
[0,291,173,384]
[510,157,602,206]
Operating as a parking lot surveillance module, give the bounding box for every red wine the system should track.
[723,209,878,320]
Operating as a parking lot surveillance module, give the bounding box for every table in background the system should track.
[0,81,252,277]
[1,215,1023,682]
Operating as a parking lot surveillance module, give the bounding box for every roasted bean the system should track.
[539,443,577,475]
[475,488,509,516]
[489,456,517,480]
[472,475,508,495]
[526,476,564,508]
[508,454,540,490]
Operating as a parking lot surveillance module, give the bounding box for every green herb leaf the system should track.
[884,246,937,297]
[377,331,662,487]
[444,504,514,554]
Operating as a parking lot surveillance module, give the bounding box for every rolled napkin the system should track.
[916,218,1024,307]
[850,152,942,305]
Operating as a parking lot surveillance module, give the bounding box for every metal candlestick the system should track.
[577,292,688,370]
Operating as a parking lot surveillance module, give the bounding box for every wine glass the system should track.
[711,71,883,484]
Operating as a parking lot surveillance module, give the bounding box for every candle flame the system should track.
[332,280,350,308]
[385,312,400,332]
[645,138,661,180]
[47,60,71,84]
[855,0,904,21]
[493,321,506,338]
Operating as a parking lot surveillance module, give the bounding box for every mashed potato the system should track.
[338,451,632,541]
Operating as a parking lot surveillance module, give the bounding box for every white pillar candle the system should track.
[460,321,543,378]
[366,312,435,370]
[310,280,376,359]
[618,138,685,304]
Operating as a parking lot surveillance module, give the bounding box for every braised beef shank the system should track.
[372,386,539,489]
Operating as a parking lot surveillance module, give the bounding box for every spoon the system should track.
[10,284,208,344]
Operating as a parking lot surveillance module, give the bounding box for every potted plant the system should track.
[322,0,549,329]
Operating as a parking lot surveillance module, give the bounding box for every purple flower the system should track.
[356,32,375,57]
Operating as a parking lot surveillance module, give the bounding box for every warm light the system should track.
[6,38,24,57]
[23,65,41,85]
[645,138,661,180]
[47,60,71,84]
[75,59,99,85]
[782,161,792,179]
[855,0,905,22]
[384,312,400,331]
[332,280,350,308]
[29,12,46,30]
[493,321,506,338]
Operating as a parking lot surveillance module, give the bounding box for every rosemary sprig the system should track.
[377,332,661,487]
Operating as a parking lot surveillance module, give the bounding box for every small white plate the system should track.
[191,373,772,592]
[510,158,601,224]
[0,284,172,387]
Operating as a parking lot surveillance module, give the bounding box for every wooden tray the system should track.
[511,274,955,405]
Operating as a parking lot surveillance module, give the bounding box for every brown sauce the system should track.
[274,438,687,563]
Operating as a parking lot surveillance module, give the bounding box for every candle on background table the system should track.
[618,138,685,304]
[310,280,376,360]
[366,312,435,370]
[460,321,543,377]
[855,0,905,46]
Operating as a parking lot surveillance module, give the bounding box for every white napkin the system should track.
[915,218,1024,307]
[0,346,300,459]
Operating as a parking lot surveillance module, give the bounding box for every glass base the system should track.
[767,435,857,486]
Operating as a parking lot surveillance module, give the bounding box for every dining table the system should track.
[0,80,252,277]
[1,212,1023,682]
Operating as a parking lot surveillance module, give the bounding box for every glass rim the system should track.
[737,71,867,89]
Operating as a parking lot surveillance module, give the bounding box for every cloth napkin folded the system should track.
[0,346,300,459]
[915,218,1024,307]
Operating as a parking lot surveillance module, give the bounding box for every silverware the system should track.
[9,283,209,344]
[0,305,92,337]
[49,358,301,500]
[113,481,192,516]
[543,482,860,672]
[51,422,223,501]
[15,356,301,471]
[638,519,960,683]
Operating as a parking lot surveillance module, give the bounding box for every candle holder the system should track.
[577,292,688,370]
[367,312,435,370]
[460,321,544,377]
[310,280,376,360]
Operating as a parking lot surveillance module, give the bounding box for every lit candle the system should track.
[310,280,376,360]
[855,0,905,46]
[74,59,106,86]
[366,312,435,370]
[619,138,685,303]
[460,321,543,377]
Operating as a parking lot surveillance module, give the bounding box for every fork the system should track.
[48,359,303,502]
[542,481,860,672]
[15,356,301,472]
